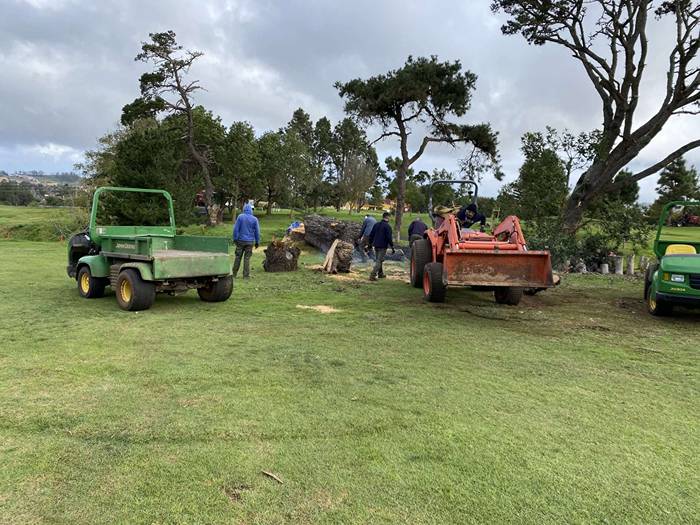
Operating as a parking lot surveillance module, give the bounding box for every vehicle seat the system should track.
[665,244,697,255]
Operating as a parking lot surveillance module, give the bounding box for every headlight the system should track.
[671,274,685,283]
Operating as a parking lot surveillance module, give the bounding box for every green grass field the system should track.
[1,230,698,523]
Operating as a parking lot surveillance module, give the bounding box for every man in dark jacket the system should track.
[457,203,487,231]
[407,216,428,242]
[368,212,395,281]
[232,203,260,278]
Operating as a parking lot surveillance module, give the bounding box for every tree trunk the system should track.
[266,188,273,215]
[394,164,407,241]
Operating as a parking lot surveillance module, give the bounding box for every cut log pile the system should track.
[303,215,361,252]
[321,239,354,273]
[262,239,301,272]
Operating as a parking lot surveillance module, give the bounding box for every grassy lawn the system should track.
[0,237,698,524]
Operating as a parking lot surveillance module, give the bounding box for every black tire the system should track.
[646,286,672,316]
[423,262,446,303]
[494,287,523,305]
[115,268,155,311]
[198,275,233,302]
[410,238,431,288]
[77,266,106,298]
[409,234,423,245]
[644,263,658,300]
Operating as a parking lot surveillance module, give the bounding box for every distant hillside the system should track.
[0,171,83,186]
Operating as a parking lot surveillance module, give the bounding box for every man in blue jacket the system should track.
[232,203,260,278]
[368,212,395,281]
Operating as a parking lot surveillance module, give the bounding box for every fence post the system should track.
[600,263,609,274]
[625,255,635,275]
[612,255,624,275]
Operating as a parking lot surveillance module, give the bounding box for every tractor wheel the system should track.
[410,238,431,288]
[423,262,446,303]
[115,269,155,311]
[77,266,105,299]
[409,234,423,245]
[494,287,523,306]
[198,276,233,302]
[646,286,672,316]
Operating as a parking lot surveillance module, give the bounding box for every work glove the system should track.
[391,247,396,254]
[255,243,259,249]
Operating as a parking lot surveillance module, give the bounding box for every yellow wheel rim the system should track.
[80,272,90,294]
[120,279,133,303]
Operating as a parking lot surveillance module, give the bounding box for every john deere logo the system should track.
[115,243,136,250]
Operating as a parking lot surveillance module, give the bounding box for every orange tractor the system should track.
[410,180,554,306]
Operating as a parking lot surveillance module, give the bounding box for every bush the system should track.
[523,218,578,270]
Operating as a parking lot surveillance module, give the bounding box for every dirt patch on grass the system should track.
[223,484,250,503]
[296,305,342,314]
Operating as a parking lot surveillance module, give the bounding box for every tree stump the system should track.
[322,239,354,273]
[263,240,300,272]
[625,254,635,275]
[612,256,624,275]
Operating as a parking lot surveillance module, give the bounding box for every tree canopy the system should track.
[336,55,498,237]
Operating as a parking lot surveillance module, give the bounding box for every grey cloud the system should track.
[0,0,698,201]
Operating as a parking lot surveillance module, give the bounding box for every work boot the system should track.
[378,274,386,279]
[369,275,377,281]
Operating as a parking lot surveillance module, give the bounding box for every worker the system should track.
[232,203,260,279]
[457,203,486,231]
[407,216,428,243]
[368,212,395,281]
[358,214,377,261]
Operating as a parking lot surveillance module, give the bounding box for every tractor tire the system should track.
[115,268,155,311]
[494,287,523,306]
[409,234,423,245]
[410,238,431,288]
[646,286,672,316]
[423,262,446,303]
[198,275,233,302]
[77,266,106,299]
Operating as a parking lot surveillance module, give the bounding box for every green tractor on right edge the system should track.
[646,201,700,316]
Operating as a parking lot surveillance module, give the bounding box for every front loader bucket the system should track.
[443,250,554,288]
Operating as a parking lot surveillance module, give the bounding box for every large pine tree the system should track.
[649,158,700,219]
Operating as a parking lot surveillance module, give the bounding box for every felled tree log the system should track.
[263,240,301,272]
[304,214,362,252]
[322,239,354,273]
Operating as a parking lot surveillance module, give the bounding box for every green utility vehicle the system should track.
[645,200,700,316]
[67,187,233,311]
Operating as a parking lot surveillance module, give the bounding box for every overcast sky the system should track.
[1,0,698,201]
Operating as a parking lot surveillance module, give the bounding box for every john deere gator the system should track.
[67,187,233,311]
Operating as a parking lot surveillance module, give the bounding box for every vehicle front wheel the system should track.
[115,269,155,311]
[646,287,672,316]
[77,266,106,299]
[494,287,523,305]
[198,275,233,302]
[423,262,446,303]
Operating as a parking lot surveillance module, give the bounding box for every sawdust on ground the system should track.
[296,304,342,314]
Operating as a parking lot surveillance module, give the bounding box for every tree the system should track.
[121,31,220,224]
[649,157,700,218]
[220,121,261,217]
[328,118,375,210]
[257,132,287,215]
[340,154,378,212]
[492,1,700,231]
[336,55,499,238]
[516,148,568,220]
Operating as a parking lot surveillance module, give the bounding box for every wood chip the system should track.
[261,470,283,484]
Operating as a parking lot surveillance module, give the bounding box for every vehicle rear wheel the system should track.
[77,266,105,298]
[646,286,672,316]
[423,262,446,303]
[198,275,233,302]
[494,287,523,305]
[410,238,431,288]
[115,268,155,311]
